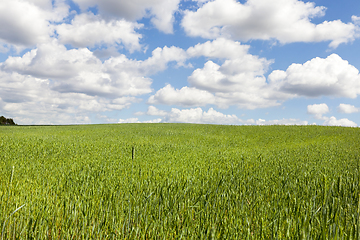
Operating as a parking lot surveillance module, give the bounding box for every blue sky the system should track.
[0,0,359,126]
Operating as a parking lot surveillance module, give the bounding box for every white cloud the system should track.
[148,84,216,107]
[26,0,69,16]
[188,58,270,93]
[0,69,142,124]
[150,44,360,111]
[186,38,250,59]
[141,106,255,125]
[56,13,143,52]
[186,54,280,109]
[307,104,329,115]
[118,117,162,123]
[256,118,308,125]
[0,0,51,47]
[323,116,357,127]
[149,0,180,34]
[270,54,360,98]
[147,106,168,116]
[143,118,162,123]
[26,0,53,9]
[1,41,149,98]
[1,1,359,126]
[306,103,357,127]
[0,41,190,125]
[307,103,329,119]
[1,41,187,100]
[0,0,69,49]
[96,114,118,123]
[182,0,359,47]
[72,0,180,33]
[140,46,188,73]
[0,71,88,124]
[92,46,121,60]
[337,104,359,114]
[107,97,139,110]
[353,16,360,25]
[148,38,287,109]
[118,118,141,123]
[149,38,281,109]
[2,40,101,80]
[163,107,244,124]
[100,46,187,80]
[191,0,212,6]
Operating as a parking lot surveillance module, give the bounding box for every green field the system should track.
[1,124,360,239]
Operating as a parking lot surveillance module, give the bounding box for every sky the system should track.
[0,0,359,126]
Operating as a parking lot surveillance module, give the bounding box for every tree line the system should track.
[0,116,16,125]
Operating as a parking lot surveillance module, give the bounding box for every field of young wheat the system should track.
[0,124,359,239]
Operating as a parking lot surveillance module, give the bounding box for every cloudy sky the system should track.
[0,0,359,126]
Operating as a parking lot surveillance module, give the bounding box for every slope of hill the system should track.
[0,124,359,239]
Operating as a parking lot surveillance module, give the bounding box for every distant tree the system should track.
[0,116,16,125]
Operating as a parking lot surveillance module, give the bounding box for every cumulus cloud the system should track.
[0,0,179,52]
[149,38,283,109]
[140,46,188,73]
[143,118,163,123]
[0,70,106,124]
[0,68,145,124]
[337,104,359,114]
[118,117,162,123]
[148,84,216,107]
[163,107,241,124]
[0,41,189,124]
[141,106,255,125]
[26,0,53,9]
[0,0,68,49]
[146,106,168,116]
[307,103,329,119]
[1,41,188,99]
[188,57,270,93]
[306,103,357,127]
[72,0,180,33]
[186,38,249,59]
[56,13,143,52]
[2,41,101,80]
[353,16,360,25]
[142,106,311,125]
[118,118,141,123]
[148,62,282,109]
[187,59,284,109]
[1,0,359,126]
[150,42,360,112]
[0,0,49,46]
[269,54,360,98]
[323,116,357,127]
[182,0,359,47]
[2,41,148,98]
[256,118,308,125]
[163,107,244,124]
[186,39,285,106]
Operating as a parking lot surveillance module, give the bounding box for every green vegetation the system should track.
[0,116,16,125]
[1,124,359,239]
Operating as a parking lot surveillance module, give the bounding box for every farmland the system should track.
[1,124,360,239]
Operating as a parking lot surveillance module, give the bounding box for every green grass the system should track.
[1,124,360,239]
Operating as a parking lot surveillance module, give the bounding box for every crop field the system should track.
[0,124,360,239]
